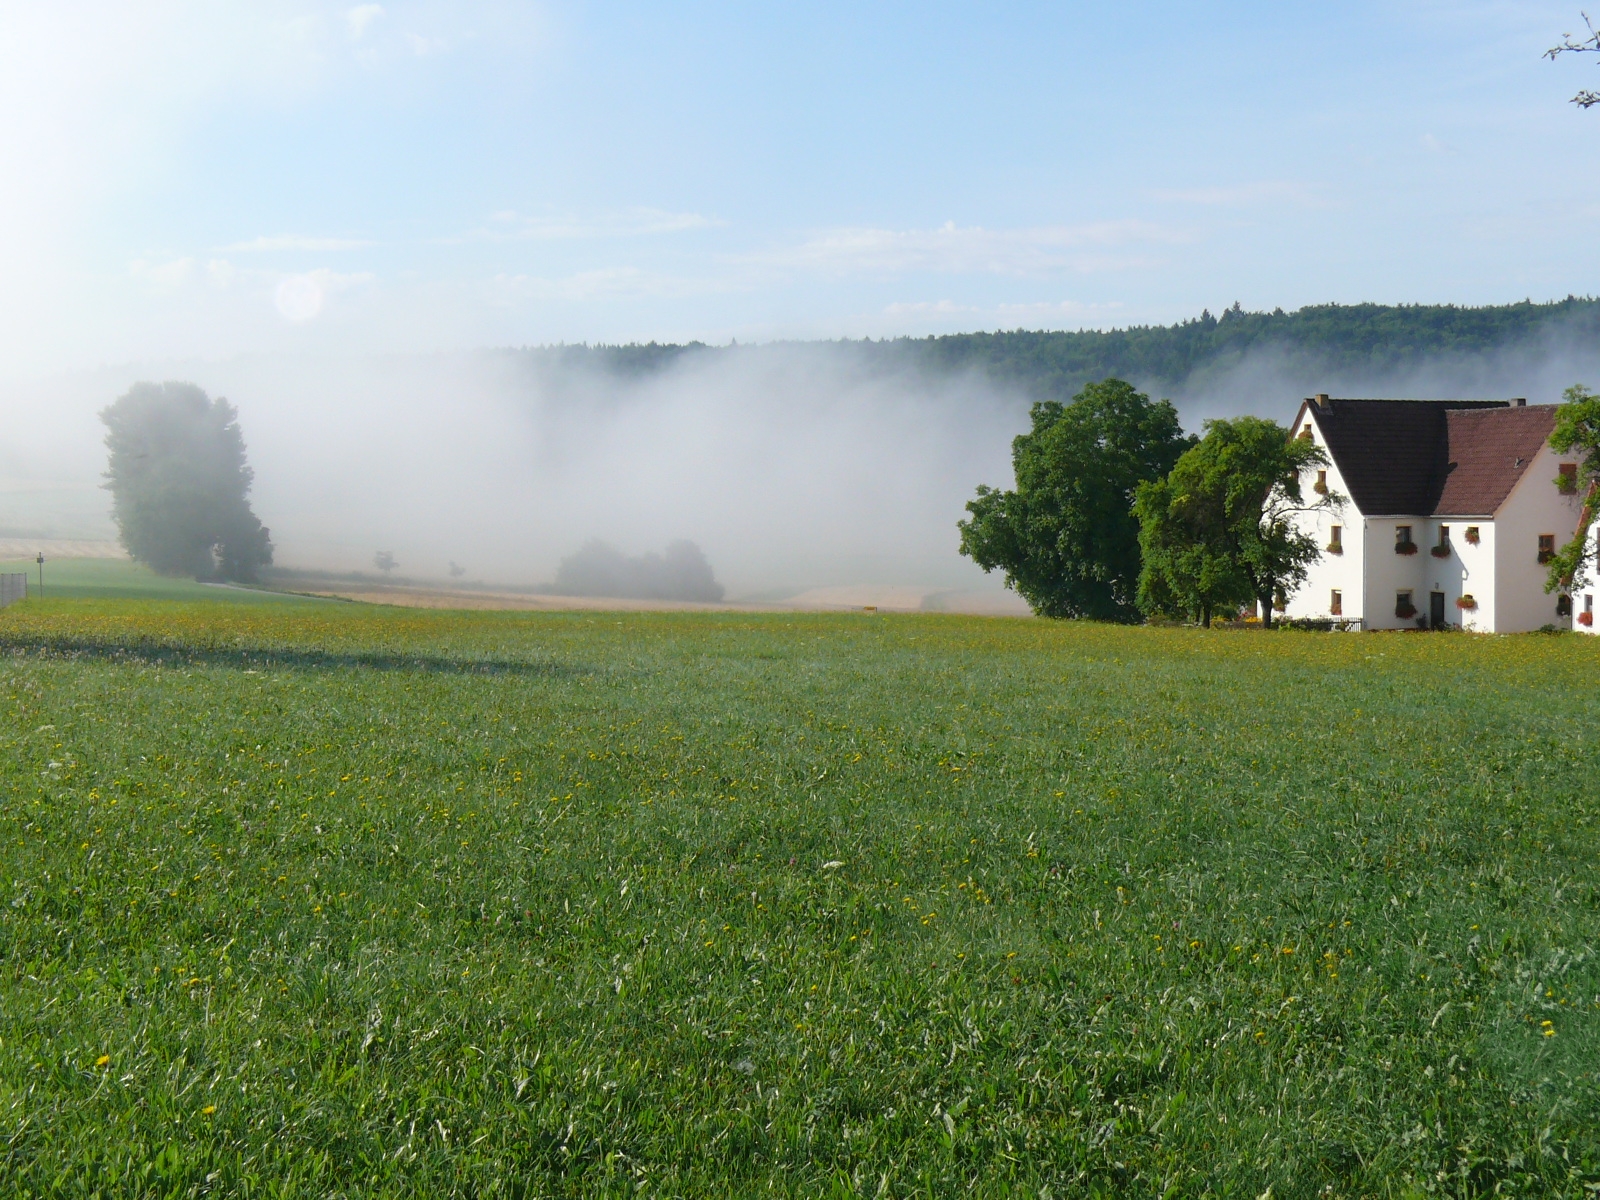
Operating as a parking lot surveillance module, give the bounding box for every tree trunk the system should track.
[1258,590,1274,630]
[1202,602,1212,628]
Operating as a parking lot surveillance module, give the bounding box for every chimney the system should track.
[1315,393,1330,409]
[1515,397,1526,407]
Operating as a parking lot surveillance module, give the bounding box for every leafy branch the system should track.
[1547,13,1600,108]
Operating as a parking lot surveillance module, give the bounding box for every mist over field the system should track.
[4,318,1600,603]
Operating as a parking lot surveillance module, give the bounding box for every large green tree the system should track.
[1135,417,1334,628]
[958,378,1192,620]
[1544,382,1600,593]
[101,381,274,582]
[1133,474,1250,627]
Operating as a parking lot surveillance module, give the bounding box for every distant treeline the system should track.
[506,297,1600,400]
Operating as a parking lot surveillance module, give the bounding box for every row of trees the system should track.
[959,379,1336,626]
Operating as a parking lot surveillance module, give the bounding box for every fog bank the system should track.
[4,329,1599,606]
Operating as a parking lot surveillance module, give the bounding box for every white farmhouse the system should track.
[1282,394,1584,632]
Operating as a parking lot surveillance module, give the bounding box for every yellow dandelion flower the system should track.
[201,1105,216,1115]
[95,1055,109,1067]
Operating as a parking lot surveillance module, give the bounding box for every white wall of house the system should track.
[1445,519,1495,632]
[1575,520,1599,634]
[1362,516,1429,630]
[1490,442,1583,632]
[1283,407,1363,623]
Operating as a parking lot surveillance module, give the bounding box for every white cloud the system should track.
[275,268,376,322]
[220,234,376,252]
[1147,181,1326,207]
[882,300,979,316]
[878,297,1125,330]
[461,208,719,242]
[491,266,726,302]
[405,31,447,56]
[346,4,383,39]
[129,257,197,292]
[740,220,1183,277]
[275,275,324,322]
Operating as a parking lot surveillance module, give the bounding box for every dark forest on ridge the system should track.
[508,297,1600,399]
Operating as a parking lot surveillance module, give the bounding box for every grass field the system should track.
[1,598,1597,1196]
[0,559,331,604]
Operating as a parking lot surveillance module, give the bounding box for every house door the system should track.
[1430,591,1446,628]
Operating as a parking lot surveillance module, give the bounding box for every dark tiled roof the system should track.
[1435,405,1560,516]
[1305,398,1521,515]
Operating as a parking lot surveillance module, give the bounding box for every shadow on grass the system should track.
[0,636,583,678]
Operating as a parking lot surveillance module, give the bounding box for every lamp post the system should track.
[35,553,43,600]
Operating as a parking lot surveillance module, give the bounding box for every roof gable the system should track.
[1435,405,1560,516]
[1305,397,1513,515]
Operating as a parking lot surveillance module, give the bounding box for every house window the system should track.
[1557,594,1573,617]
[1327,524,1343,554]
[1396,590,1416,618]
[1395,525,1416,554]
[1538,534,1556,564]
[1330,589,1342,616]
[1465,525,1480,544]
[1298,427,1313,441]
[1432,525,1451,557]
[1559,463,1578,494]
[1584,595,1594,627]
[1314,469,1328,495]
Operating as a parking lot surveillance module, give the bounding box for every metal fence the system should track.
[0,573,27,608]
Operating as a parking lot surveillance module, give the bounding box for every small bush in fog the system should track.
[550,539,724,601]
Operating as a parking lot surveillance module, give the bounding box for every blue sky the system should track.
[3,1,1599,373]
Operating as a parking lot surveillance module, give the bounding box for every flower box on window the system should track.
[1395,541,1418,555]
[1325,542,1343,555]
[1395,602,1418,619]
[1455,595,1477,611]
[1580,612,1594,626]
[1464,527,1480,544]
[1430,544,1451,558]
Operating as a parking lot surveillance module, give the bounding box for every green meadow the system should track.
[1,595,1597,1196]
[0,559,324,605]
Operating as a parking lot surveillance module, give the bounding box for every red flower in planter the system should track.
[1581,612,1594,626]
[1456,595,1477,611]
